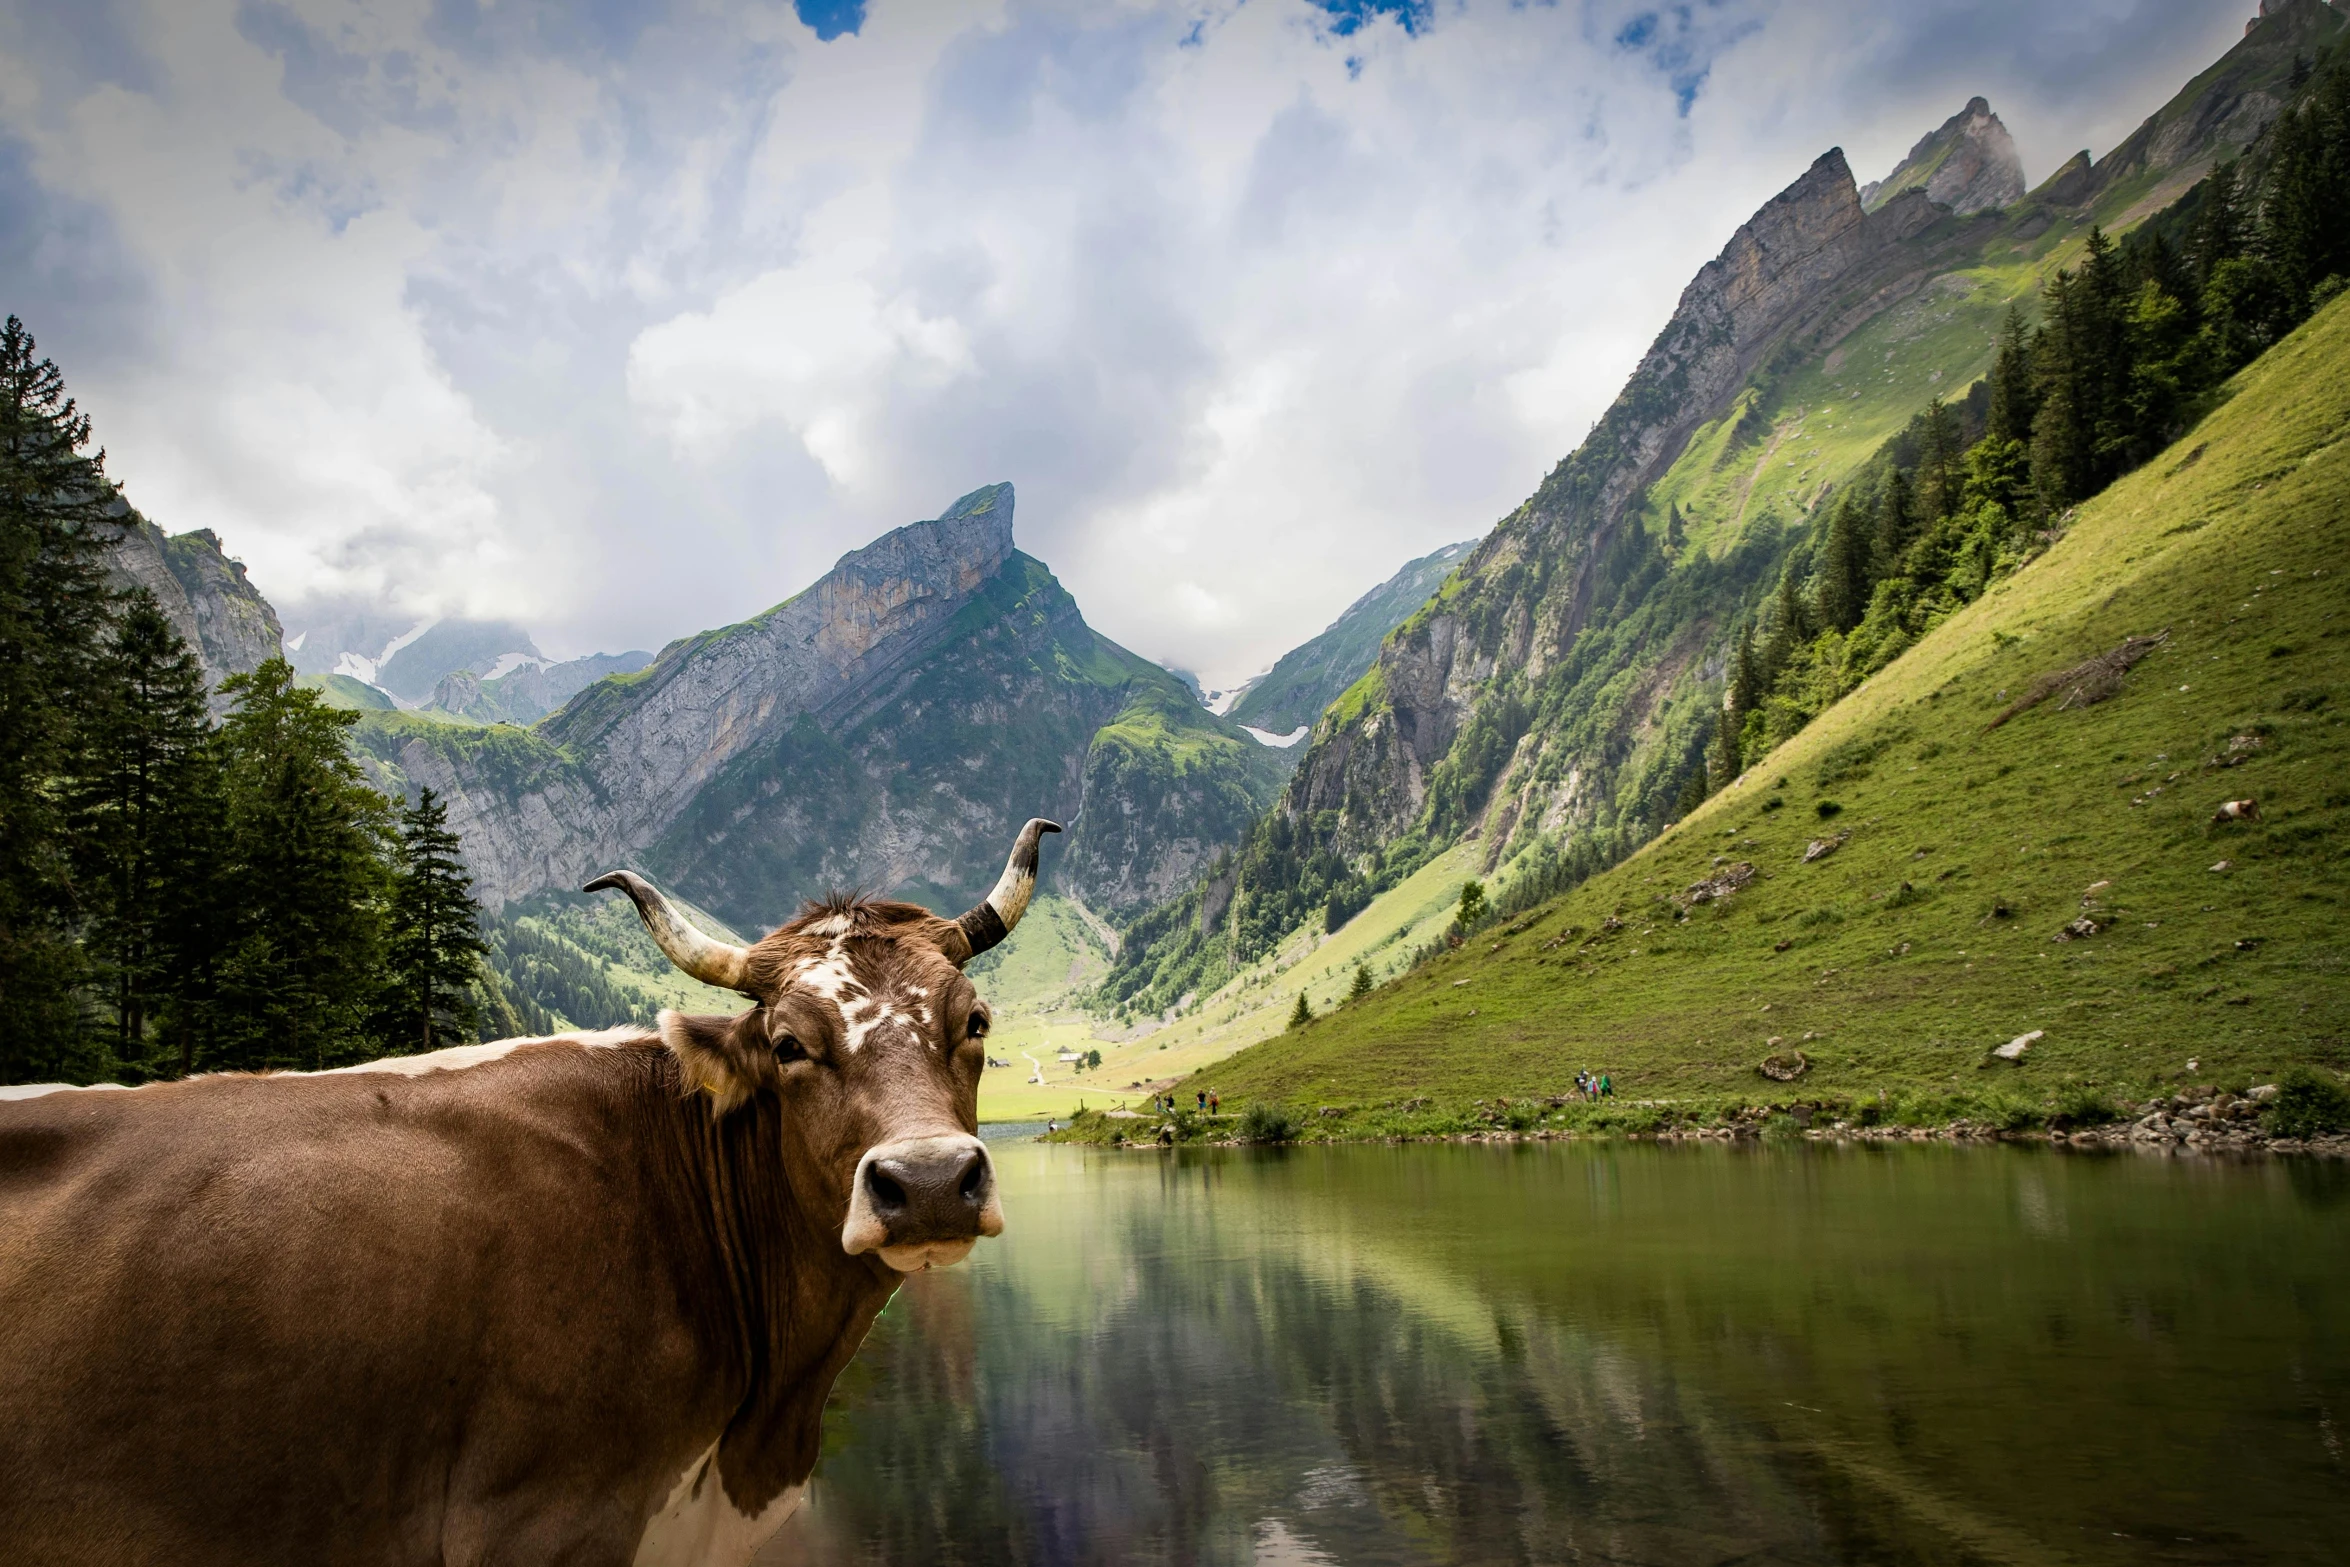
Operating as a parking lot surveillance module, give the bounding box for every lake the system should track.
[762,1140,2350,1565]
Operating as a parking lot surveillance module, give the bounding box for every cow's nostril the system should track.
[866,1165,908,1211]
[959,1157,986,1202]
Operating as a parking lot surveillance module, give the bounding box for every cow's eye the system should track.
[966,1014,990,1041]
[773,1033,807,1064]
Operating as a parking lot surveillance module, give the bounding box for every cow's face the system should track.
[588,820,1057,1275]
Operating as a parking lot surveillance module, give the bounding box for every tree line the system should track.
[0,318,489,1086]
[1682,62,2350,814]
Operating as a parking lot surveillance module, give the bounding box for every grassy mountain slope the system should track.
[1092,2,2342,1025]
[297,673,396,711]
[1190,294,2350,1113]
[1229,539,1478,735]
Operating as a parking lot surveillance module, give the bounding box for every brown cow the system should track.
[0,818,1059,1566]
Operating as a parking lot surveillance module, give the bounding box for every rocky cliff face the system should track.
[1860,97,2026,216]
[1285,148,1955,854]
[101,514,283,703]
[354,485,1287,924]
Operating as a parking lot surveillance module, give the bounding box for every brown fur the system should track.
[0,899,995,1564]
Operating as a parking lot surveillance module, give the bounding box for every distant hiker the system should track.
[1197,1090,1207,1113]
[1600,1074,1613,1098]
[1209,1091,1221,1115]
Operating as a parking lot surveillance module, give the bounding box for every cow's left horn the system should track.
[946,818,1061,963]
[584,871,751,992]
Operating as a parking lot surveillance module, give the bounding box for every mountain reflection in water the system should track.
[762,1141,2350,1566]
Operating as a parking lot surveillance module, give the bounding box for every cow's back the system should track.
[0,1041,737,1566]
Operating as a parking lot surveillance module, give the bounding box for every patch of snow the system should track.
[1243,725,1310,748]
[484,651,545,680]
[375,619,436,665]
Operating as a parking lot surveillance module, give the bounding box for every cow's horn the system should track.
[948,818,1061,962]
[583,871,751,992]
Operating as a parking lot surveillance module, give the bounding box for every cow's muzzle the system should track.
[842,1134,1003,1272]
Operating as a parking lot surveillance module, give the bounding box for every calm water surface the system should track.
[763,1141,2350,1566]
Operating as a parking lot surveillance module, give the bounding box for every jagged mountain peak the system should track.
[1859,96,2025,216]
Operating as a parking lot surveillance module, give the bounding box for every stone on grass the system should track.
[1992,1030,2043,1062]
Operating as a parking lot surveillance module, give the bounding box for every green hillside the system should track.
[1182,295,2350,1120]
[1229,539,1477,735]
[296,672,395,711]
[1092,3,2345,1031]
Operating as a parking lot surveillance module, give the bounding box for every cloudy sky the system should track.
[0,0,2256,686]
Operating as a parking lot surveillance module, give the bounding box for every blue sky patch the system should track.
[1609,3,1744,119]
[1310,0,1431,38]
[794,0,866,43]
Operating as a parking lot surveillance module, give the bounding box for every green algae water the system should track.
[763,1142,2350,1565]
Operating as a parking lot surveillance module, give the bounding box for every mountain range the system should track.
[343,484,1294,931]
[1093,0,2345,1018]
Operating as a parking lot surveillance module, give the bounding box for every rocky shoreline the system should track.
[1063,1082,2350,1156]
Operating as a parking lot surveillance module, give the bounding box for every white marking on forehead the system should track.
[792,938,862,1004]
[788,933,954,1053]
[633,1439,803,1567]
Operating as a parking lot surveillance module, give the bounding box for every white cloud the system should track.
[0,0,2255,682]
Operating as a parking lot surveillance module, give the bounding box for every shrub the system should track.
[1816,800,1844,818]
[2051,1082,2119,1128]
[2266,1069,2350,1139]
[1762,1112,1805,1143]
[1240,1102,1298,1144]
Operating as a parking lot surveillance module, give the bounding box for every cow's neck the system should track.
[653,1075,898,1512]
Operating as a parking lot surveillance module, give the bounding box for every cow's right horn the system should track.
[584,870,752,992]
[945,818,1061,963]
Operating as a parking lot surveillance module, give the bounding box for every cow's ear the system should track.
[658,1008,767,1116]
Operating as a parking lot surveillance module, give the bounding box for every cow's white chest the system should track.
[633,1441,803,1567]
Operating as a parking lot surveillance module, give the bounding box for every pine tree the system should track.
[1765,557,1809,674]
[1915,398,1960,524]
[211,658,393,1073]
[2030,269,2093,511]
[1730,622,1763,717]
[2187,161,2247,293]
[1348,963,1372,1003]
[1674,746,1708,820]
[1985,307,2038,447]
[1815,493,1870,633]
[70,593,222,1074]
[1875,467,1918,567]
[1665,502,1687,555]
[2262,84,2350,309]
[379,788,488,1055]
[0,317,123,1078]
[1287,992,1312,1030]
[1710,701,1742,788]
